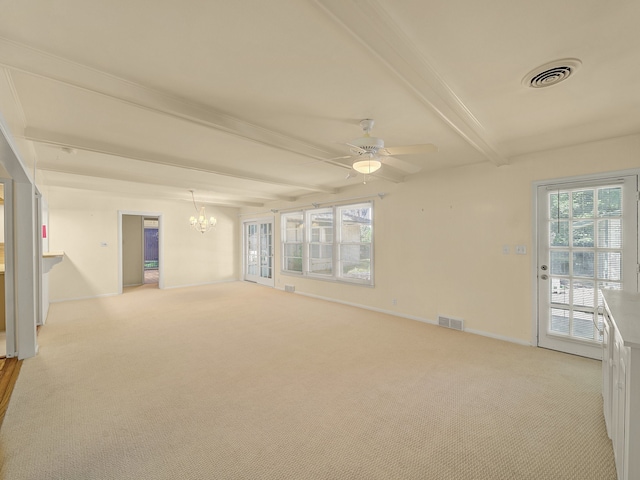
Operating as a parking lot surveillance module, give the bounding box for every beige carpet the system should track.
[0,282,616,479]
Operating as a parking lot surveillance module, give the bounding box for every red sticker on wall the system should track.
[42,225,47,238]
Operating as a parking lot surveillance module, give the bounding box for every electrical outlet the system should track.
[392,298,397,306]
[515,245,527,255]
[502,245,510,255]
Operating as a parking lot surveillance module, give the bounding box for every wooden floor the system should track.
[0,357,22,430]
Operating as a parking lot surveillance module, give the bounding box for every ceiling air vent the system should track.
[522,58,582,88]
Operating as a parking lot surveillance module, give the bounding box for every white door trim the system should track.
[0,179,16,358]
[531,168,640,355]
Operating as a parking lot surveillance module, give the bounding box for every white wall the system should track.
[241,133,640,344]
[46,187,239,301]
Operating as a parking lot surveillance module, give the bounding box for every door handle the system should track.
[540,274,549,280]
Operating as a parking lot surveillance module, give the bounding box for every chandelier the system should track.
[188,190,217,234]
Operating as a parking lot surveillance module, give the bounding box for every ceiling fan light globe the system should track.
[353,159,382,174]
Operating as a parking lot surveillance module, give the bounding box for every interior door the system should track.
[537,175,638,359]
[244,220,274,287]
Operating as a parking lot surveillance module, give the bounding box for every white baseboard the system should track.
[294,290,533,347]
[163,279,238,290]
[49,292,120,303]
[50,279,239,303]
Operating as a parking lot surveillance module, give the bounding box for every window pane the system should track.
[573,280,595,308]
[572,220,594,247]
[308,210,333,275]
[341,207,372,242]
[284,244,302,257]
[285,257,302,272]
[597,252,621,281]
[309,244,333,275]
[551,309,569,334]
[309,211,333,242]
[598,187,622,217]
[573,252,594,278]
[550,278,569,305]
[550,221,569,247]
[573,311,594,340]
[283,213,304,242]
[359,224,372,243]
[550,192,569,219]
[550,251,569,275]
[572,190,594,218]
[597,219,622,248]
[340,244,371,281]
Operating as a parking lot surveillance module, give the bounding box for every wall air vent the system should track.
[437,315,464,331]
[522,58,582,88]
[284,285,295,293]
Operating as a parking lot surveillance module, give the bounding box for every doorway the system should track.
[143,218,159,285]
[118,211,163,293]
[535,173,639,359]
[243,219,274,287]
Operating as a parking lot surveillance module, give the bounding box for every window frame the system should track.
[280,202,374,286]
[281,212,304,275]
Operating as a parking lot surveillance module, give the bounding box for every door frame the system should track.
[0,178,16,358]
[118,210,164,293]
[242,217,275,287]
[531,168,640,351]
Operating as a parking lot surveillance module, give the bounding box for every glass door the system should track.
[537,175,638,359]
[244,220,274,287]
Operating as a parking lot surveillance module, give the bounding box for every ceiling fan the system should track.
[337,119,438,180]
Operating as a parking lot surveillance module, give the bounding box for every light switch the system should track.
[502,245,510,255]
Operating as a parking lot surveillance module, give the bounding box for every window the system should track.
[281,202,373,285]
[282,212,303,273]
[337,205,372,282]
[308,209,333,275]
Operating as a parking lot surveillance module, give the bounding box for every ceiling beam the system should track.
[38,169,268,208]
[0,113,33,184]
[0,37,347,166]
[313,0,508,166]
[23,128,337,195]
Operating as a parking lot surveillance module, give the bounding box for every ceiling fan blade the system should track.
[380,144,438,156]
[381,156,422,174]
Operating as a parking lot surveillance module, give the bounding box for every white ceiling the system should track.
[0,0,639,207]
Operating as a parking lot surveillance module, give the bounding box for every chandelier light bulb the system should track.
[188,191,217,234]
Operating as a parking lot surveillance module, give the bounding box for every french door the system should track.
[537,174,638,359]
[244,220,274,287]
